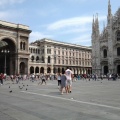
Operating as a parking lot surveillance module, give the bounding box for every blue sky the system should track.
[0,0,119,46]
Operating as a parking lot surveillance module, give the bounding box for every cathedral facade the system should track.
[92,0,120,76]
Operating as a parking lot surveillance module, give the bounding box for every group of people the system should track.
[0,68,74,95]
[57,68,74,95]
[37,68,74,95]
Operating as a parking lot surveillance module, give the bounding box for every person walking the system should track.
[57,73,61,89]
[60,71,67,94]
[0,73,4,85]
[40,73,47,85]
[65,68,73,93]
[31,74,35,82]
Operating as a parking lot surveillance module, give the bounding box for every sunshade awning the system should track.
[0,41,8,48]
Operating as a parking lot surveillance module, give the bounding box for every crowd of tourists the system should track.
[0,68,74,95]
[0,70,119,95]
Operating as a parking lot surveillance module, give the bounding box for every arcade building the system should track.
[0,20,92,75]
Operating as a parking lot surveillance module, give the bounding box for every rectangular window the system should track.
[47,49,51,54]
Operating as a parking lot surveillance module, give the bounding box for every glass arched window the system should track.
[117,31,120,41]
[103,49,107,58]
[117,47,120,56]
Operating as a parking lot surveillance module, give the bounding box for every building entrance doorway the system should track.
[104,66,108,75]
[117,65,120,74]
[0,38,16,75]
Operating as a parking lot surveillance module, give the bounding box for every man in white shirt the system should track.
[65,68,73,93]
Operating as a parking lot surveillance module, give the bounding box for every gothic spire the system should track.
[92,15,95,33]
[108,0,112,17]
[95,13,99,34]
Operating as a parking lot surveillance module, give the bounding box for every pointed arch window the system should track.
[117,31,120,41]
[103,49,107,58]
[117,47,120,56]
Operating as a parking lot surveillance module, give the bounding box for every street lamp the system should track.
[1,49,9,75]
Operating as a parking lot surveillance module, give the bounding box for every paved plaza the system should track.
[0,78,120,120]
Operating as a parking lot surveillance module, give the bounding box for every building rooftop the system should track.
[30,38,91,50]
[0,20,30,30]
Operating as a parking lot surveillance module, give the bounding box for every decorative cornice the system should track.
[0,20,32,33]
[31,38,92,50]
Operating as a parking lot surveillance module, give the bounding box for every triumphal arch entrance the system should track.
[0,20,31,75]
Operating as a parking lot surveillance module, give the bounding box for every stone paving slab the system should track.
[0,79,120,120]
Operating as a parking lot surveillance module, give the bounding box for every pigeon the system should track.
[9,86,10,88]
[9,90,12,93]
[19,87,23,89]
[27,85,28,86]
[26,88,27,91]
[23,85,25,87]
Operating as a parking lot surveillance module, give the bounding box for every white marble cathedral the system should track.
[92,0,120,76]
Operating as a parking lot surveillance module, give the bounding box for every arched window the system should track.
[48,56,51,63]
[103,49,107,58]
[36,56,39,61]
[31,56,34,62]
[30,66,34,74]
[35,67,39,73]
[117,47,120,56]
[117,31,120,41]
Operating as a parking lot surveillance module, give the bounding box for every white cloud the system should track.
[64,0,87,3]
[0,0,25,6]
[0,11,9,19]
[60,27,91,35]
[70,34,91,46]
[47,16,106,30]
[0,10,24,21]
[29,31,53,43]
